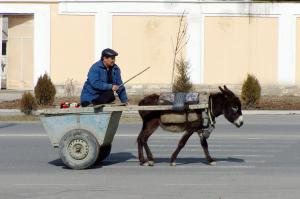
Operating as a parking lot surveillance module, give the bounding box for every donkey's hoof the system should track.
[209,161,217,166]
[170,162,176,167]
[140,161,148,166]
[141,162,149,166]
[148,161,154,166]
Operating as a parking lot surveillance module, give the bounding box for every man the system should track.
[80,48,128,107]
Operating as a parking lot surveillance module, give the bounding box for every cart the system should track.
[40,103,208,170]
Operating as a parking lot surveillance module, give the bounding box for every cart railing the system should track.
[41,103,209,116]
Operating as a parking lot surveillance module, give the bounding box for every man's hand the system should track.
[112,85,119,91]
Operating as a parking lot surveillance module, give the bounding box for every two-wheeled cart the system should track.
[40,103,207,169]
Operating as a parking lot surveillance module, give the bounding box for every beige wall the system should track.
[112,16,186,84]
[7,15,34,89]
[296,18,300,85]
[50,4,95,85]
[204,16,278,85]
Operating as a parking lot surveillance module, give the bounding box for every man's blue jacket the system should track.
[80,60,128,103]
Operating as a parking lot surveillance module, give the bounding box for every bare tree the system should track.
[64,78,76,98]
[171,11,189,89]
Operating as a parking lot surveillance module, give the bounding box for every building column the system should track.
[0,15,2,89]
[187,13,203,84]
[278,12,296,85]
[33,9,51,86]
[95,12,112,61]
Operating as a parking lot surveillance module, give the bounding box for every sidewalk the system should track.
[0,90,26,102]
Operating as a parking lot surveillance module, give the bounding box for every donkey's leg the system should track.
[137,125,146,165]
[142,119,159,166]
[170,130,194,166]
[197,131,216,165]
[137,119,159,166]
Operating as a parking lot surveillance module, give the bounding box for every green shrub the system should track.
[34,73,56,105]
[241,74,261,107]
[172,58,193,92]
[20,92,37,115]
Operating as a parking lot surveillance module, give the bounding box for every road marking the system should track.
[0,134,46,137]
[117,134,300,140]
[102,165,256,169]
[246,160,266,163]
[164,183,228,186]
[225,154,274,158]
[208,140,297,143]
[151,154,274,158]
[14,183,88,186]
[0,133,300,140]
[149,144,290,148]
[125,148,282,153]
[123,154,275,159]
[219,159,266,163]
[117,133,297,137]
[107,159,265,164]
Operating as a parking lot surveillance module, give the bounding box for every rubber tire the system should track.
[59,129,99,170]
[97,144,112,162]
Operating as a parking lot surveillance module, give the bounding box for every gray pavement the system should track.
[0,115,299,199]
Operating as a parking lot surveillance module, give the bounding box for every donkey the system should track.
[137,85,243,166]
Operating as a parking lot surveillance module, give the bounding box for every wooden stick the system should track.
[120,67,150,87]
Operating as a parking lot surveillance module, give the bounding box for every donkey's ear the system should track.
[219,86,225,93]
[223,85,234,95]
[224,85,229,91]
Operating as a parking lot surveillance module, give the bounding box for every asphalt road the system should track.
[0,115,299,199]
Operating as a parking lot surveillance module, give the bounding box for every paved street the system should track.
[0,115,299,199]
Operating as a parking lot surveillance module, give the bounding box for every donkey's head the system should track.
[218,85,243,128]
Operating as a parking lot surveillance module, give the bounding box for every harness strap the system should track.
[208,95,216,127]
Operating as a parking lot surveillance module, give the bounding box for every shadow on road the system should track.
[48,159,65,168]
[95,152,136,168]
[48,154,244,169]
[152,157,245,165]
[0,123,17,129]
[48,152,136,169]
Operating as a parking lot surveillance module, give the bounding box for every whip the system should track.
[119,66,150,87]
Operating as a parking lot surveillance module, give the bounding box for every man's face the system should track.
[103,56,115,68]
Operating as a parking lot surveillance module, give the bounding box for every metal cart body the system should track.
[41,110,122,148]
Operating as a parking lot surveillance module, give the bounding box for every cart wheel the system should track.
[59,129,99,170]
[97,144,112,162]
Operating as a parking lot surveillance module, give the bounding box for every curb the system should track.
[0,109,23,116]
[243,110,300,115]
